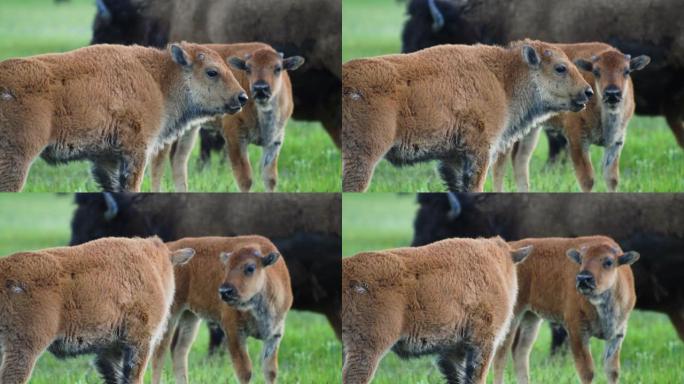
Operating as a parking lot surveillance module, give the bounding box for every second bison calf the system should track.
[342,237,533,384]
[0,237,194,384]
[151,236,292,384]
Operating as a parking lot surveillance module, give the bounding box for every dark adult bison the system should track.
[92,0,341,150]
[70,193,342,353]
[402,0,684,157]
[412,193,684,350]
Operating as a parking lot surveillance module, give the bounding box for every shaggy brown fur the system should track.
[342,237,533,384]
[492,236,638,384]
[150,43,304,192]
[0,237,194,384]
[492,43,650,192]
[342,39,592,192]
[0,42,246,192]
[151,236,292,384]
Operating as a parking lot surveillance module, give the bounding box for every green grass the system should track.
[0,0,340,192]
[342,193,684,383]
[342,0,684,192]
[0,194,341,383]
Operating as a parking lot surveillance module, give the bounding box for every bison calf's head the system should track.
[567,243,639,297]
[229,48,305,105]
[575,51,650,110]
[521,42,593,113]
[218,246,280,308]
[169,42,248,115]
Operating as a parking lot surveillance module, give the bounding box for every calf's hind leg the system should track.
[95,347,125,384]
[511,312,543,384]
[171,125,200,192]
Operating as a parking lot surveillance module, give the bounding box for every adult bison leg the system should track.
[150,144,171,192]
[663,96,684,149]
[322,90,342,148]
[171,126,200,192]
[666,308,684,341]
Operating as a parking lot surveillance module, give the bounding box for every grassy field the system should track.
[0,194,341,383]
[342,0,684,192]
[0,0,340,192]
[342,193,684,383]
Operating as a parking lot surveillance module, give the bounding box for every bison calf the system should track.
[151,236,292,384]
[0,42,247,191]
[493,43,650,192]
[342,39,592,192]
[0,237,194,384]
[150,43,304,192]
[342,237,533,383]
[492,236,639,384]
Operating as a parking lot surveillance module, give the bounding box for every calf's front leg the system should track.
[261,134,283,192]
[226,332,253,384]
[568,138,595,192]
[261,326,285,383]
[568,328,595,383]
[0,348,40,384]
[602,140,624,192]
[603,329,626,384]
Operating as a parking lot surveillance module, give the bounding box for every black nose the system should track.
[237,92,249,106]
[603,86,621,103]
[584,87,594,99]
[219,284,236,298]
[576,273,595,288]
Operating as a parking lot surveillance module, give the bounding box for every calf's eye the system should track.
[554,64,567,74]
[593,69,601,78]
[603,259,613,269]
[244,264,256,276]
[274,66,282,74]
[206,69,218,78]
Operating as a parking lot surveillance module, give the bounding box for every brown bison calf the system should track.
[0,237,195,384]
[151,236,292,384]
[0,42,247,192]
[342,237,533,384]
[493,43,650,192]
[492,236,639,384]
[342,39,593,192]
[150,43,304,192]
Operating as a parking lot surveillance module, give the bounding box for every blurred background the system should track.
[0,193,341,383]
[342,0,684,192]
[0,0,340,192]
[342,193,684,383]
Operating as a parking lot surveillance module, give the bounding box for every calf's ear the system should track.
[220,251,232,265]
[574,59,593,72]
[262,252,280,267]
[170,44,192,68]
[629,55,650,72]
[171,248,195,266]
[228,57,248,71]
[521,45,540,68]
[511,245,533,264]
[283,56,306,71]
[566,249,582,264]
[618,251,640,266]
